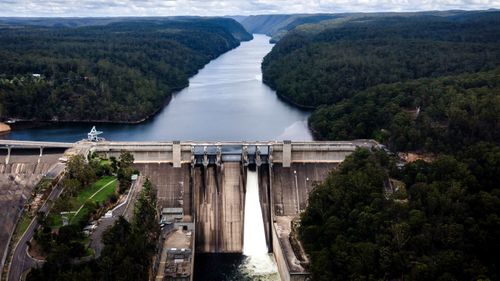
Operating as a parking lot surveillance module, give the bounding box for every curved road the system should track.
[7,180,64,281]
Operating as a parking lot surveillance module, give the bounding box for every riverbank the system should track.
[5,94,174,132]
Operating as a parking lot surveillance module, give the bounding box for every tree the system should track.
[117,151,134,193]
[66,155,96,187]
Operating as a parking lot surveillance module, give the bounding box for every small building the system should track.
[157,229,194,281]
[161,208,184,223]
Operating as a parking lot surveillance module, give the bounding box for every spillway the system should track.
[243,170,267,255]
[241,169,279,279]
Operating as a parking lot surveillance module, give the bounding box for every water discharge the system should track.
[241,170,279,280]
[243,170,268,256]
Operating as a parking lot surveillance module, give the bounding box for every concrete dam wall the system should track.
[0,139,380,281]
[194,163,245,252]
[136,161,338,253]
[89,140,378,253]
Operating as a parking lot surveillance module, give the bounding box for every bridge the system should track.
[0,140,74,148]
[0,140,74,165]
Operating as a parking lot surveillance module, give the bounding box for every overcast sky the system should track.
[0,0,499,17]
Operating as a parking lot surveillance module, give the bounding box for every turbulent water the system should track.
[2,35,312,142]
[241,170,279,280]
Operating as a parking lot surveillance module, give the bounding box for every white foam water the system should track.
[242,170,280,280]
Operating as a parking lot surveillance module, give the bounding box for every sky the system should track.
[0,0,499,17]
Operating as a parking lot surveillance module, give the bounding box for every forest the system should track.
[300,147,500,280]
[0,17,252,122]
[259,10,500,280]
[262,11,500,151]
[309,69,500,152]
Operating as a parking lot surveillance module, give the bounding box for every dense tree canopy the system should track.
[300,148,500,281]
[262,11,500,153]
[0,18,251,122]
[263,12,500,109]
[309,69,500,152]
[28,179,159,281]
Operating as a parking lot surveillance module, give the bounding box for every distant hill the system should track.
[0,17,122,27]
[238,14,340,41]
[236,10,496,42]
[0,16,253,41]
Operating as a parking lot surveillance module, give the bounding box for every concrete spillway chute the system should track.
[216,145,222,166]
[191,146,196,166]
[268,146,273,167]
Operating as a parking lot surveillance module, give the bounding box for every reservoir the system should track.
[2,34,312,142]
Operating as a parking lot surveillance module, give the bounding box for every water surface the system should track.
[3,35,312,142]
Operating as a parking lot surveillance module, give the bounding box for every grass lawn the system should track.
[70,176,117,224]
[18,215,32,234]
[73,176,117,207]
[90,178,118,204]
[50,214,63,228]
[100,159,111,166]
[50,176,118,227]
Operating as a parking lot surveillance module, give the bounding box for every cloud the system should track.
[0,0,498,16]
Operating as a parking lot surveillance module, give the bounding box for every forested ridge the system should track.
[262,11,500,151]
[260,11,500,280]
[0,18,252,122]
[301,147,500,280]
[309,69,500,152]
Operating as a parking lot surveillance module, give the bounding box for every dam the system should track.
[0,139,378,280]
[89,139,378,280]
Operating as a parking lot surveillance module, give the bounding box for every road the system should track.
[89,176,144,257]
[7,183,64,281]
[0,140,74,149]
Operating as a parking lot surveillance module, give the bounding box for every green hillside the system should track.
[0,17,252,122]
[262,11,500,151]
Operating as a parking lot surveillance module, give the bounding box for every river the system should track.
[2,34,312,142]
